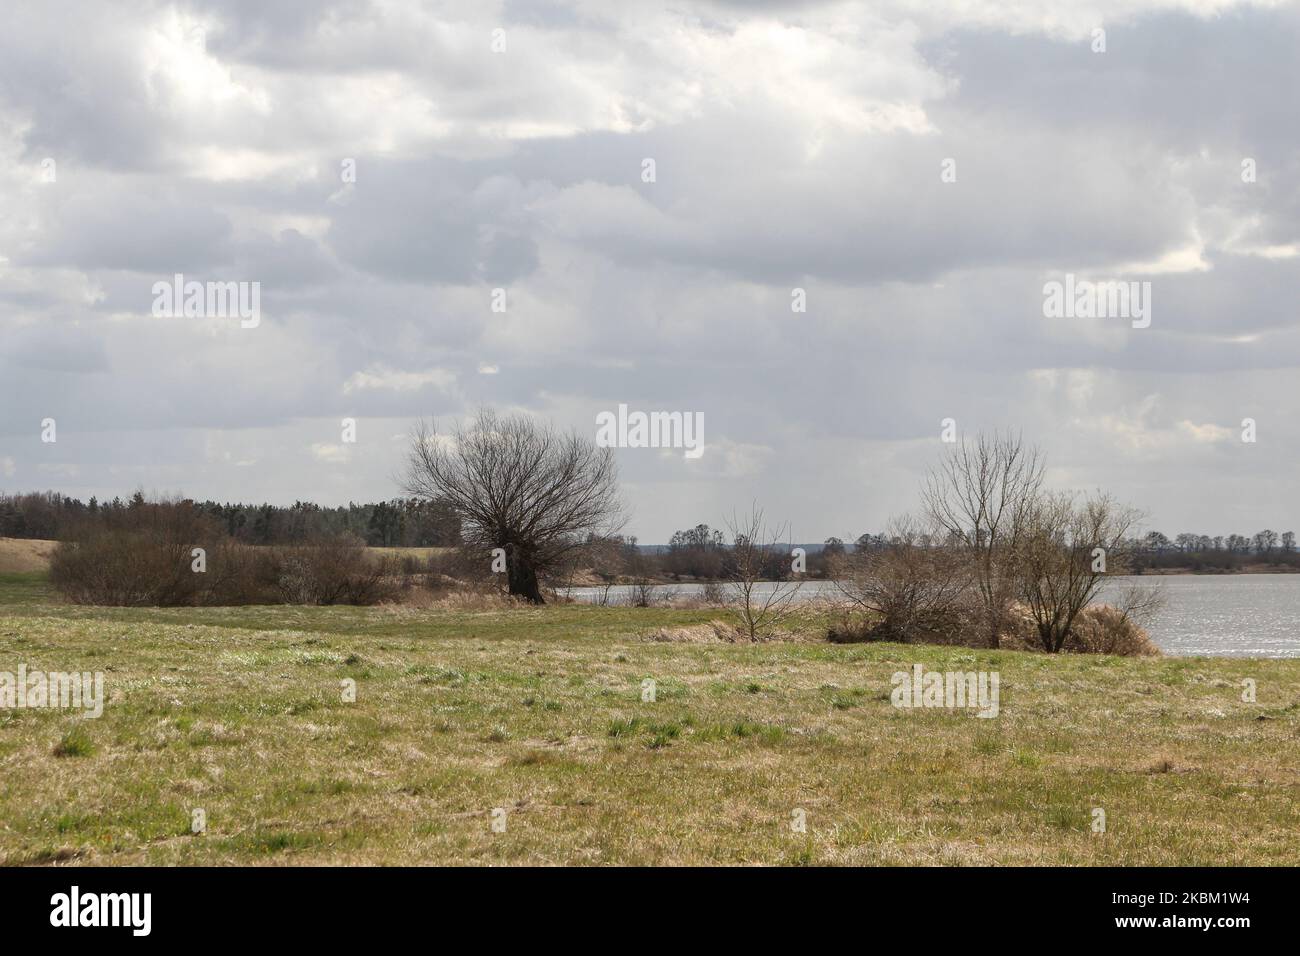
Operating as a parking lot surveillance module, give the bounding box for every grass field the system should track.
[1,570,1298,866]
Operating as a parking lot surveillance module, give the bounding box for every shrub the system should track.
[51,501,233,606]
[51,499,397,607]
[991,603,1160,656]
[829,523,976,644]
[268,534,399,605]
[825,613,880,644]
[1063,605,1161,656]
[825,600,1157,655]
[626,579,657,607]
[826,603,984,646]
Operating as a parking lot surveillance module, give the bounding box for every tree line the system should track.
[1129,530,1299,571]
[0,491,461,548]
[593,521,1300,583]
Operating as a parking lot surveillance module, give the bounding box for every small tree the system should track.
[723,504,802,641]
[921,430,1044,648]
[1019,491,1157,652]
[403,409,623,603]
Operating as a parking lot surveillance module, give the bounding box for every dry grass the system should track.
[642,619,821,644]
[643,620,746,643]
[1,583,1298,866]
[0,538,58,574]
[0,537,452,576]
[368,546,455,562]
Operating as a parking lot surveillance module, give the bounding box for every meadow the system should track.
[1,569,1298,866]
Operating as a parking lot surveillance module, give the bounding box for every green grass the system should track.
[2,573,1299,865]
[0,572,57,606]
[52,727,96,758]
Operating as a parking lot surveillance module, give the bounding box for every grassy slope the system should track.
[1,573,1298,866]
[0,538,58,574]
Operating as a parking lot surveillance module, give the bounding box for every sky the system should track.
[1,0,1297,543]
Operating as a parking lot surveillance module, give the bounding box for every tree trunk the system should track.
[506,555,544,604]
[1040,624,1057,653]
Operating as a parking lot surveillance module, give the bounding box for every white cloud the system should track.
[343,366,458,395]
[1177,420,1235,443]
[310,443,352,464]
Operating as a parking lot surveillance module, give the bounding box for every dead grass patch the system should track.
[0,538,57,574]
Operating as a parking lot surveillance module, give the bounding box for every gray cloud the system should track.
[0,0,1297,542]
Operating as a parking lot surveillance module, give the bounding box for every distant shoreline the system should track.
[562,567,1300,590]
[1132,565,1300,575]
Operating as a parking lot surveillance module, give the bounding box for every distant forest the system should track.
[0,491,461,548]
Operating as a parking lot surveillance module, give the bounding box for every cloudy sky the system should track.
[1,0,1297,543]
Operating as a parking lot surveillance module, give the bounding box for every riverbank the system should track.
[1,589,1297,865]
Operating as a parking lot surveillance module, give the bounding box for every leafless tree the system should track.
[723,504,803,641]
[627,577,658,607]
[402,408,624,603]
[831,515,973,640]
[1019,491,1158,652]
[921,430,1044,648]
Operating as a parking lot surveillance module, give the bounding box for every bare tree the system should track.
[831,515,973,641]
[1253,529,1280,554]
[1019,491,1156,652]
[723,504,803,641]
[402,408,623,603]
[627,577,658,607]
[921,431,1044,648]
